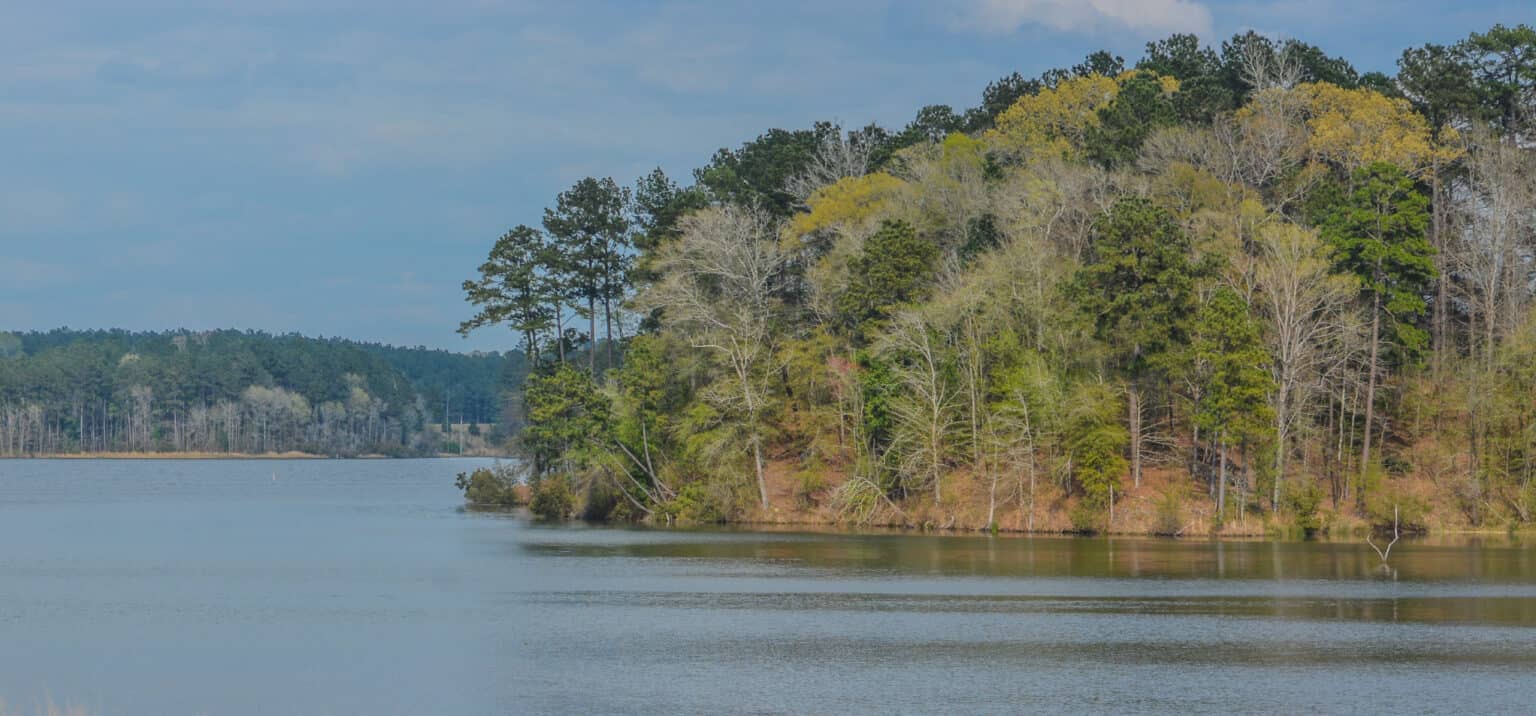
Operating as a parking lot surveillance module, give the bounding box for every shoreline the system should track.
[635,519,1531,543]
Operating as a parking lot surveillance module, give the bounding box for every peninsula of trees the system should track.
[465,25,1530,534]
[0,329,525,457]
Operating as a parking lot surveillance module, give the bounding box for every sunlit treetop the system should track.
[1296,83,1464,176]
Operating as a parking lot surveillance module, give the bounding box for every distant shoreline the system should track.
[3,451,511,460]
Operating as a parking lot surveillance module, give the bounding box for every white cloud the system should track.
[960,0,1213,37]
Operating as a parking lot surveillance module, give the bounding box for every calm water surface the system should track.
[2,459,1534,715]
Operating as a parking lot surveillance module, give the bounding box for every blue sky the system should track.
[1,0,1523,352]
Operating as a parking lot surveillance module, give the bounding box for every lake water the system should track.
[2,459,1534,715]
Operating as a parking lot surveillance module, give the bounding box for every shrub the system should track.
[1283,481,1324,536]
[1068,501,1103,535]
[658,481,745,523]
[1152,486,1184,536]
[581,480,633,522]
[1367,492,1429,533]
[529,477,575,520]
[793,470,827,508]
[454,464,522,507]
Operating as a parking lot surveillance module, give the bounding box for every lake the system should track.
[1,459,1534,715]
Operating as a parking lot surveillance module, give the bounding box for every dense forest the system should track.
[0,329,524,456]
[463,25,1536,534]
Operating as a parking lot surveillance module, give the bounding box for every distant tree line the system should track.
[0,329,525,456]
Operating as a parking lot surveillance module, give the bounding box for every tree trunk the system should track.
[1128,381,1142,488]
[554,303,566,364]
[603,295,615,371]
[1431,161,1448,374]
[1217,434,1228,522]
[1273,380,1288,512]
[588,296,597,375]
[752,436,769,510]
[1361,291,1381,487]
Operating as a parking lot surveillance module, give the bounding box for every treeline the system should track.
[355,342,526,426]
[464,27,1536,532]
[0,329,524,456]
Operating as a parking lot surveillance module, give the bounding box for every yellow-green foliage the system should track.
[491,27,1536,534]
[1296,82,1463,175]
[789,172,905,238]
[989,74,1121,159]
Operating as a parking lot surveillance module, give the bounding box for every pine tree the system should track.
[1322,162,1434,484]
[1073,197,1206,487]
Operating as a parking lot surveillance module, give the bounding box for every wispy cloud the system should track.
[957,0,1214,37]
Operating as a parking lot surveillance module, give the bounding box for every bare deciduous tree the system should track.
[881,310,962,505]
[1254,223,1360,507]
[785,126,876,204]
[1450,136,1536,365]
[639,205,789,509]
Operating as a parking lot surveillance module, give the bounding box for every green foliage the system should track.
[1064,382,1128,507]
[963,72,1043,131]
[1068,501,1104,534]
[1397,43,1481,136]
[837,220,940,334]
[1283,481,1325,534]
[543,175,633,371]
[1219,32,1360,104]
[520,362,610,476]
[1138,34,1231,121]
[694,123,834,217]
[856,351,900,450]
[458,24,1536,536]
[529,476,576,520]
[1191,288,1276,444]
[0,329,511,456]
[632,168,709,251]
[455,464,522,507]
[608,333,691,502]
[1322,162,1436,362]
[1073,197,1205,376]
[1153,484,1187,536]
[460,225,555,361]
[580,480,633,522]
[895,105,967,148]
[1366,492,1430,532]
[657,481,745,523]
[1457,24,1536,135]
[1086,71,1178,167]
[793,470,827,507]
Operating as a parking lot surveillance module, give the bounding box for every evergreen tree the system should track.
[1322,162,1434,482]
[543,177,631,374]
[1073,197,1206,487]
[459,225,554,364]
[1191,288,1277,517]
[520,362,610,478]
[837,220,940,335]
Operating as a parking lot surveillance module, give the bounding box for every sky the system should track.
[1,0,1524,352]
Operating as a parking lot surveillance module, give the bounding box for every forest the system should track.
[0,329,525,457]
[477,25,1527,534]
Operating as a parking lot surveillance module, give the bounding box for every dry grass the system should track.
[743,454,1472,538]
